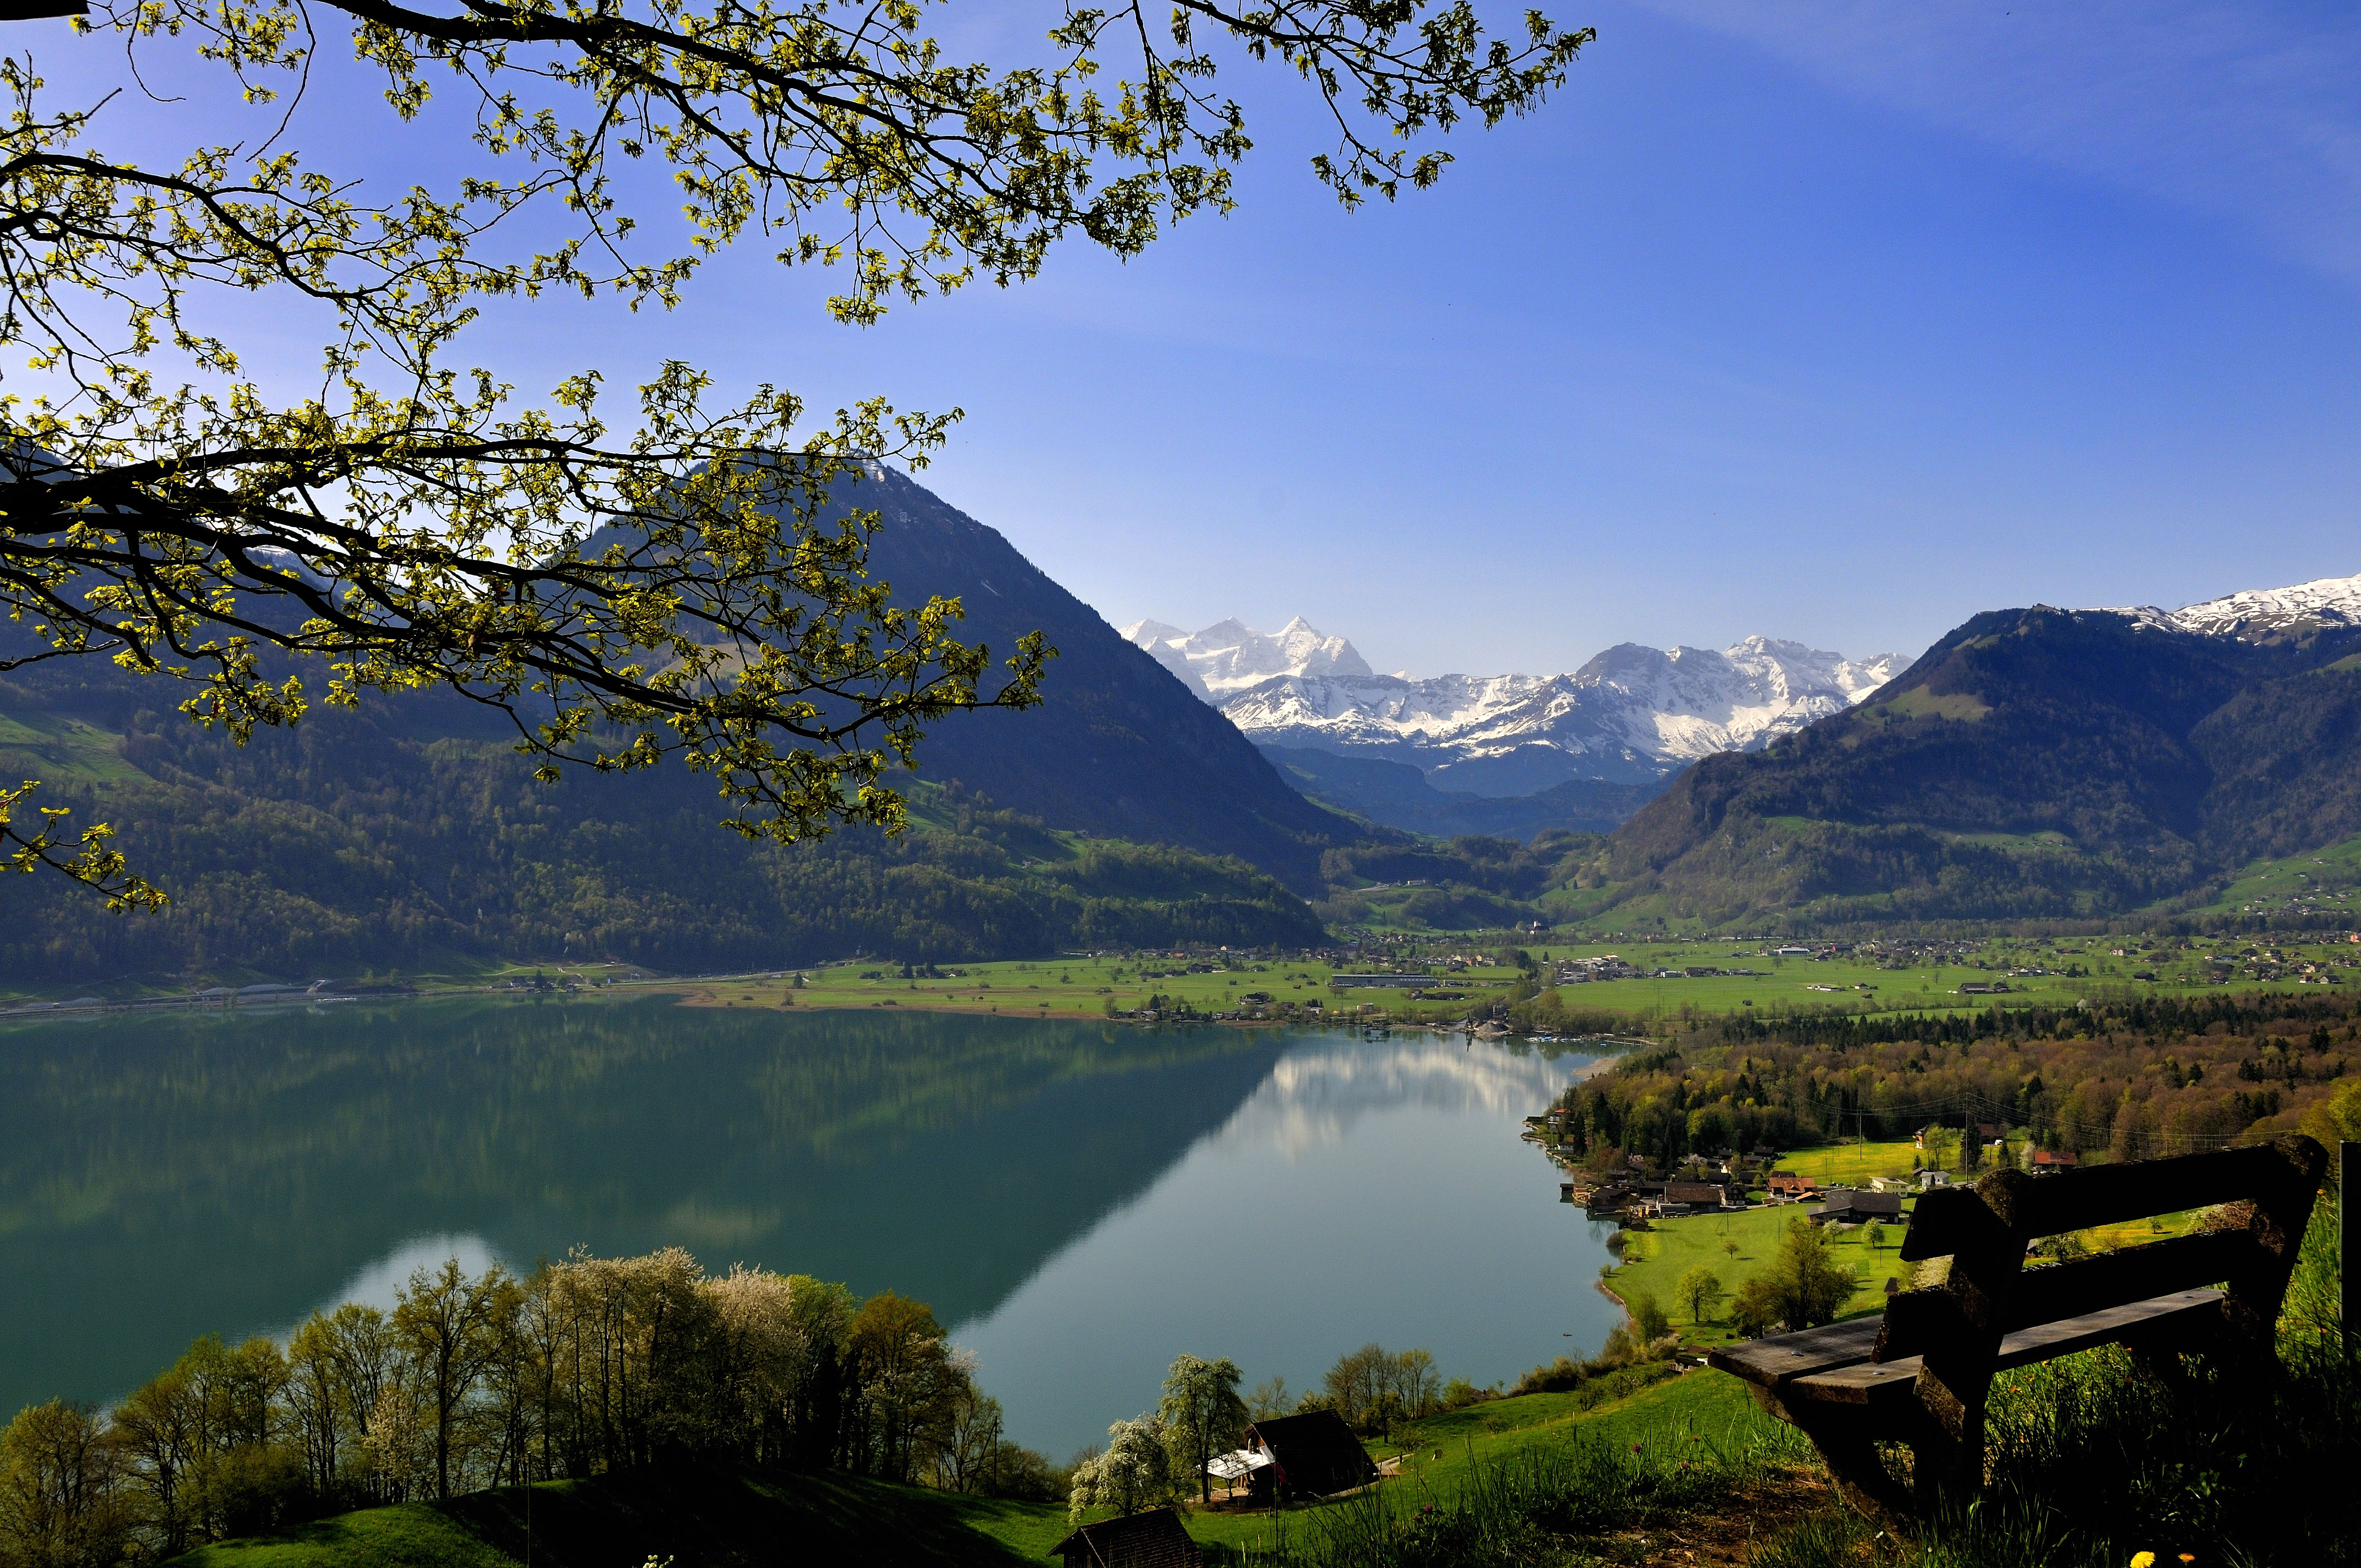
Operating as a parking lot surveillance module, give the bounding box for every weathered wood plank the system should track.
[1876,1231,2254,1361]
[1872,1287,1961,1363]
[1987,1288,2223,1368]
[1906,1139,2321,1255]
[1897,1184,2010,1261]
[1789,1289,2226,1408]
[1706,1316,1883,1386]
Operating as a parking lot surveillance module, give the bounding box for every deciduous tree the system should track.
[0,1400,131,1568]
[1157,1353,1245,1506]
[841,1289,968,1484]
[1675,1265,1723,1326]
[0,0,1590,904]
[1067,1414,1171,1522]
[1731,1220,1859,1338]
[389,1259,515,1500]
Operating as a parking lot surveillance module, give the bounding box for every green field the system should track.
[1604,1204,1914,1349]
[481,927,2361,1032]
[1771,1140,1925,1187]
[51,923,2357,1028]
[626,954,1389,1023]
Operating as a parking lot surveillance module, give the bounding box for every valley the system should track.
[156,932,2356,1031]
[9,16,2357,1568]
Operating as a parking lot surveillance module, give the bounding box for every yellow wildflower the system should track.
[2131,1555,2157,1568]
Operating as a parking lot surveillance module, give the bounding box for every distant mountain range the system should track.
[2103,571,2361,639]
[9,462,2353,977]
[1123,616,1904,793]
[1581,571,2361,931]
[1123,615,1903,837]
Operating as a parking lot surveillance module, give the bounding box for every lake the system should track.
[0,997,1622,1456]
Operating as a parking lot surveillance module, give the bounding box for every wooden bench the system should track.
[1708,1134,2326,1524]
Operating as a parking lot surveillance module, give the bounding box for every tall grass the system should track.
[1226,1196,2355,1567]
[1760,1191,2358,1568]
[1211,1408,1815,1566]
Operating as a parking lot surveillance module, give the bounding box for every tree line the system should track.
[0,1249,1057,1566]
[1545,991,2361,1170]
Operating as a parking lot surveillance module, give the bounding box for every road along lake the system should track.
[1,997,1622,1455]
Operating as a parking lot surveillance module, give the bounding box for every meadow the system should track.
[1602,1204,1913,1349]
[80,928,2352,1030]
[511,927,2361,1032]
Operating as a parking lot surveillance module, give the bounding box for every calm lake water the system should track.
[0,997,1621,1456]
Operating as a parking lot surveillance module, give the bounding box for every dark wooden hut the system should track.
[1049,1506,1200,1568]
[1241,1409,1377,1500]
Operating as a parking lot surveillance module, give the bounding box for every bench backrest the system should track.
[1876,1134,2326,1365]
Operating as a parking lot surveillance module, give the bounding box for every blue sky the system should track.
[35,0,2361,677]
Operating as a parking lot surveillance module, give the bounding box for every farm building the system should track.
[1216,1410,1376,1502]
[1051,1506,1200,1567]
[1808,1188,1903,1225]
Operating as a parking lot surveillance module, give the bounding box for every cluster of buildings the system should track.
[1552,953,1777,984]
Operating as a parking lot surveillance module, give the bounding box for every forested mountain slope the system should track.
[0,674,1325,984]
[1577,605,2361,927]
[845,466,1351,885]
[0,465,1350,985]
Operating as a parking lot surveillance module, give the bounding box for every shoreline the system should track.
[0,977,1595,1040]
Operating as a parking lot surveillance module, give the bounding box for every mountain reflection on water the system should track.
[1,1000,1617,1449]
[955,1031,1623,1453]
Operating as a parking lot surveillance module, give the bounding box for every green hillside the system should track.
[2152,830,2361,924]
[0,660,1328,987]
[165,1374,1781,1568]
[166,1465,1049,1568]
[1569,607,2361,931]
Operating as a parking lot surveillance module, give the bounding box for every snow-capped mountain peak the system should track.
[2098,570,2361,639]
[1120,614,1373,698]
[1125,616,1905,796]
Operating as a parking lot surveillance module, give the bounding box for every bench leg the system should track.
[1742,1385,1916,1534]
[1908,1366,1988,1518]
[1805,1421,1916,1533]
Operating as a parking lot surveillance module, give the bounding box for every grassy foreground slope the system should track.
[168,1375,1788,1568]
[169,1465,1048,1568]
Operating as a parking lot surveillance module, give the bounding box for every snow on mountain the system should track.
[1120,616,1373,698]
[1128,617,1904,797]
[2102,570,2361,639]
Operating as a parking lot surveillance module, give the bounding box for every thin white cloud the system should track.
[1634,0,2361,279]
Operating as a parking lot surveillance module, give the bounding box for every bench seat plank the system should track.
[1707,1315,1884,1387]
[1781,1288,2224,1409]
